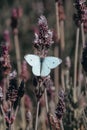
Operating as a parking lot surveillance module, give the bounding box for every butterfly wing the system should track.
[24,54,40,76]
[44,57,62,68]
[41,56,62,77]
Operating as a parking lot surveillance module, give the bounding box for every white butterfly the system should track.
[24,54,62,77]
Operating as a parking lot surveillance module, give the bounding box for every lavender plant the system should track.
[48,89,65,130]
[24,14,64,130]
[0,71,25,130]
[32,15,55,100]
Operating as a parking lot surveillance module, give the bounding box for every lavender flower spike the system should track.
[33,15,54,55]
[55,89,65,120]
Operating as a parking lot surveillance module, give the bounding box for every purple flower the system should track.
[33,15,54,56]
[33,76,44,100]
[81,43,87,72]
[55,89,65,120]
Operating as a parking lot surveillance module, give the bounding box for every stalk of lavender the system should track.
[10,8,23,82]
[54,0,60,105]
[55,0,61,40]
[33,15,54,130]
[58,1,66,92]
[74,0,87,100]
[73,0,85,103]
[10,8,26,129]
[64,56,71,90]
[78,14,85,96]
[58,0,65,51]
[33,15,54,100]
[24,95,32,130]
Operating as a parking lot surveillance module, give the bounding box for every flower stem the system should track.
[35,101,40,130]
[73,27,80,102]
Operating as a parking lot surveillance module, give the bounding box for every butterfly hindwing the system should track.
[24,54,40,76]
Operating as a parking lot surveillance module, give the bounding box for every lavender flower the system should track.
[43,76,53,88]
[33,15,54,56]
[55,89,65,120]
[33,76,44,100]
[81,43,87,72]
[33,76,54,100]
[10,8,18,31]
[43,76,55,97]
[73,0,87,27]
[6,71,24,108]
[0,44,11,76]
[6,71,18,102]
[81,4,87,32]
[48,113,60,130]
[10,7,23,34]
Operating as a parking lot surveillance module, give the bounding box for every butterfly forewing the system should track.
[24,54,41,76]
[44,57,62,69]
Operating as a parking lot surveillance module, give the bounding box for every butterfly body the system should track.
[24,54,62,77]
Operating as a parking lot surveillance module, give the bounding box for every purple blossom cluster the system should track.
[49,113,60,130]
[0,44,11,79]
[55,90,65,120]
[81,43,87,72]
[43,75,54,89]
[81,3,87,32]
[73,0,86,26]
[48,90,65,130]
[33,76,45,100]
[10,7,23,34]
[6,71,25,108]
[34,15,54,56]
[33,76,54,100]
[32,16,55,100]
